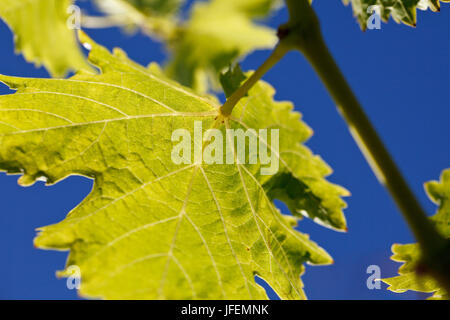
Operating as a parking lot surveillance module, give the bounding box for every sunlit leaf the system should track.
[383,169,450,300]
[343,0,450,29]
[166,0,280,93]
[0,32,347,299]
[0,0,90,76]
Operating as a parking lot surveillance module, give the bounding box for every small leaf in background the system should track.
[0,0,91,77]
[383,169,450,299]
[343,0,449,30]
[92,0,279,93]
[124,0,184,15]
[219,64,248,98]
[0,32,346,300]
[91,0,183,39]
[166,0,280,93]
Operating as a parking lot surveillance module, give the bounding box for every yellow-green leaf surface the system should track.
[166,0,279,93]
[0,33,347,299]
[0,0,90,76]
[383,169,450,299]
[343,0,450,29]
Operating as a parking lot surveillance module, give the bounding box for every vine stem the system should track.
[279,0,448,259]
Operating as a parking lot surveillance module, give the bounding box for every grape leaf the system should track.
[0,0,90,76]
[383,169,450,299]
[343,0,450,29]
[166,0,280,93]
[0,32,347,299]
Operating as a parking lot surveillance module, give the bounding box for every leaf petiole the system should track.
[219,43,289,116]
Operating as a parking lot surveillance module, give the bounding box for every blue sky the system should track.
[0,1,449,299]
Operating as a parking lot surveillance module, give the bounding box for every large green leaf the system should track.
[0,32,347,299]
[166,0,279,93]
[343,0,450,29]
[383,169,450,299]
[0,0,90,76]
